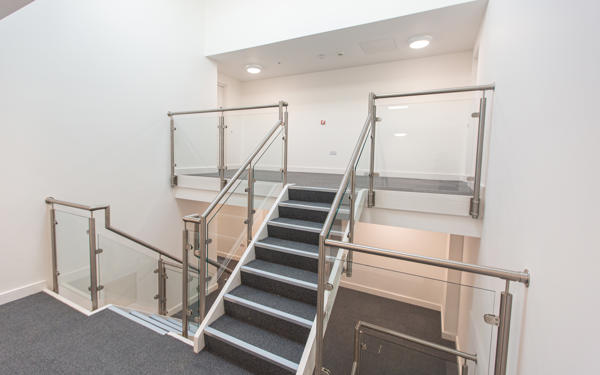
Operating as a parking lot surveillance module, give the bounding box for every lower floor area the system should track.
[0,288,458,374]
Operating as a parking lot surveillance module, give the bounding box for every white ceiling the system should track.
[0,0,34,21]
[210,0,487,81]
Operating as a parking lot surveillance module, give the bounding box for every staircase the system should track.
[199,186,344,374]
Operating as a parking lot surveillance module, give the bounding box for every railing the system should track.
[168,101,288,188]
[45,197,204,317]
[177,105,288,337]
[315,85,531,375]
[351,321,477,375]
[366,84,495,218]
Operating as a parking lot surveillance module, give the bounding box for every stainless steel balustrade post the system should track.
[283,109,288,186]
[316,233,327,375]
[218,114,226,189]
[494,281,513,375]
[181,228,189,338]
[347,168,356,277]
[49,206,59,293]
[169,114,177,187]
[156,257,167,315]
[198,217,207,324]
[246,166,255,243]
[88,216,99,311]
[368,92,376,207]
[470,93,487,218]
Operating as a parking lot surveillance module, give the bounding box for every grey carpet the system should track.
[323,287,457,375]
[0,292,250,375]
[193,170,473,196]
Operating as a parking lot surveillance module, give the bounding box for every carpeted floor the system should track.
[0,292,250,375]
[0,288,458,374]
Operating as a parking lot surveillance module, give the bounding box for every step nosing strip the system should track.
[130,311,178,332]
[278,201,330,212]
[108,307,168,335]
[224,294,313,328]
[255,242,318,259]
[241,265,318,291]
[289,186,338,193]
[267,220,322,233]
[205,326,299,372]
[149,314,181,331]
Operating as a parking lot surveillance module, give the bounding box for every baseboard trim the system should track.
[0,280,47,306]
[42,289,113,316]
[340,280,441,312]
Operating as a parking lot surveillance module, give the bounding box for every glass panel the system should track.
[173,114,219,177]
[354,126,372,191]
[206,169,249,288]
[224,108,279,169]
[253,127,284,233]
[97,234,159,313]
[375,93,481,195]
[54,209,92,310]
[322,256,496,375]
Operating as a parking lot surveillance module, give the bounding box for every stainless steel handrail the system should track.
[168,102,288,117]
[350,321,477,375]
[373,84,495,99]
[325,239,530,285]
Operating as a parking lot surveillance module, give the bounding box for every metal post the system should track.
[181,228,189,338]
[347,168,356,277]
[351,322,361,375]
[218,114,226,189]
[246,166,255,243]
[316,234,327,375]
[156,257,167,315]
[283,108,288,186]
[88,216,99,311]
[494,281,513,375]
[462,361,469,375]
[49,207,59,293]
[368,92,376,207]
[198,217,207,323]
[470,94,487,218]
[169,114,177,187]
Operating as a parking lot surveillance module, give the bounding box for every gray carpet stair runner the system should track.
[203,186,341,374]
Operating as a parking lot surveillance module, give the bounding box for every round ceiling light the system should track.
[245,64,262,74]
[408,35,432,49]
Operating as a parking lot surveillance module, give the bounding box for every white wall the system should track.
[231,51,475,178]
[203,0,476,55]
[0,0,217,297]
[459,0,600,373]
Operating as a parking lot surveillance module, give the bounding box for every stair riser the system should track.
[224,300,310,343]
[205,335,296,375]
[241,271,317,305]
[255,246,317,272]
[289,189,336,204]
[268,224,319,245]
[278,205,328,223]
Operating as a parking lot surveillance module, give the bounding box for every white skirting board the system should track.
[0,280,47,306]
[42,289,113,316]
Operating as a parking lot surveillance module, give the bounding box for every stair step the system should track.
[224,285,314,343]
[288,186,337,204]
[108,306,168,335]
[278,200,332,223]
[206,315,303,374]
[241,260,317,305]
[229,285,316,322]
[255,237,318,272]
[267,217,322,245]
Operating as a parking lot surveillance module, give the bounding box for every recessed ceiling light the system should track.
[388,105,409,110]
[394,133,408,137]
[245,64,262,74]
[408,35,432,49]
[337,51,344,56]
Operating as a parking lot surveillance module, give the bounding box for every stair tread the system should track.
[256,237,319,255]
[209,315,305,364]
[229,285,316,322]
[268,217,323,231]
[243,259,317,286]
